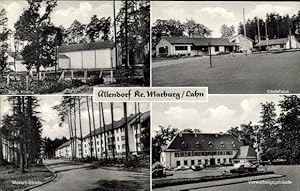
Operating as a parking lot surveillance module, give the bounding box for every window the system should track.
[198,160,202,165]
[280,44,284,48]
[229,158,232,163]
[223,158,226,164]
[97,141,99,145]
[121,136,125,140]
[205,159,208,165]
[215,46,219,51]
[159,46,168,54]
[118,145,120,149]
[122,144,125,149]
[217,159,220,163]
[191,160,195,165]
[175,46,188,51]
[175,152,179,157]
[116,129,119,133]
[117,137,119,141]
[177,161,181,167]
[98,148,100,152]
[184,160,188,166]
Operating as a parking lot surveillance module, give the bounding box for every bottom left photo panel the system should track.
[0,96,150,191]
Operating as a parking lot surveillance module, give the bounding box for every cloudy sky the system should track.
[0,1,121,30]
[0,96,149,140]
[152,95,288,135]
[152,1,300,37]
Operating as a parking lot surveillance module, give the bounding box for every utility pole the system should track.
[113,0,118,68]
[265,19,268,51]
[125,0,128,70]
[243,8,247,37]
[257,17,261,51]
[208,42,212,68]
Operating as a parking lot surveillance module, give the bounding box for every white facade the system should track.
[58,48,116,70]
[82,119,143,159]
[55,139,82,159]
[161,150,238,168]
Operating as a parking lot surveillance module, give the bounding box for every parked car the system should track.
[152,162,166,178]
[190,164,204,171]
[230,161,258,174]
[174,165,190,171]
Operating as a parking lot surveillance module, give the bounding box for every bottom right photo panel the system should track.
[152,94,299,191]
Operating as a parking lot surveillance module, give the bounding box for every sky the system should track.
[0,1,121,30]
[0,96,149,140]
[152,1,300,37]
[152,95,289,136]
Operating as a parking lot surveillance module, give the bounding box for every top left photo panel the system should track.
[0,0,150,95]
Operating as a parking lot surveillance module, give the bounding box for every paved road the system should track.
[152,51,300,94]
[32,159,150,191]
[154,165,299,191]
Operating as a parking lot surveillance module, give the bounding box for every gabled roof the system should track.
[166,133,243,151]
[131,111,150,125]
[56,141,71,150]
[83,111,149,139]
[254,38,288,47]
[227,34,254,42]
[160,36,236,46]
[58,41,114,53]
[233,145,257,159]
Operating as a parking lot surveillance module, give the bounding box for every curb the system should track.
[179,174,286,191]
[22,164,57,191]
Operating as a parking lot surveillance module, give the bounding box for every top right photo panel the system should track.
[151,1,300,94]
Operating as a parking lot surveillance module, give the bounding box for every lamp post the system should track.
[208,42,212,68]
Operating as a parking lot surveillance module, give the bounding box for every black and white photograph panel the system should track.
[152,95,300,191]
[0,0,150,95]
[0,96,150,191]
[152,1,300,94]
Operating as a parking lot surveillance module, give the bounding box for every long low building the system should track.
[254,35,300,50]
[155,36,237,57]
[55,111,150,159]
[160,132,257,168]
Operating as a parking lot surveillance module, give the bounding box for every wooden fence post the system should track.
[26,75,29,91]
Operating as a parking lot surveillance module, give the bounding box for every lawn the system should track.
[0,164,54,191]
[152,51,300,94]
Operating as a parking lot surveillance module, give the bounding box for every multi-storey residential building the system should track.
[55,111,150,159]
[55,139,82,159]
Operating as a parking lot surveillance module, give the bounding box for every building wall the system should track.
[230,36,253,53]
[155,38,173,56]
[55,139,82,159]
[82,122,143,159]
[161,150,238,168]
[58,48,114,70]
[58,58,70,69]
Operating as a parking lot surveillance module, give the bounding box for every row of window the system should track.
[176,158,232,166]
[174,46,221,51]
[174,150,233,157]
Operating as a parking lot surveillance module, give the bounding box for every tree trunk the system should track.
[68,109,74,160]
[123,103,129,161]
[18,97,25,173]
[86,96,93,159]
[100,103,108,160]
[110,103,115,159]
[0,126,3,165]
[78,98,84,159]
[73,97,77,159]
[91,97,98,160]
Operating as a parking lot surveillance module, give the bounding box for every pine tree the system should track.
[0,9,10,74]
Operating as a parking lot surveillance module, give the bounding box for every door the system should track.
[210,158,215,165]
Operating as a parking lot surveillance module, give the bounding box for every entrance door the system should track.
[210,158,215,166]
